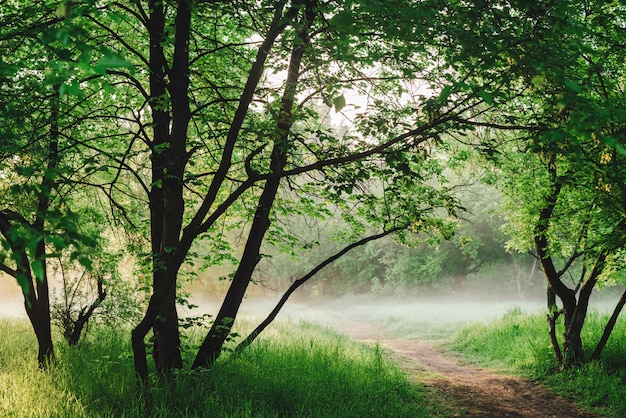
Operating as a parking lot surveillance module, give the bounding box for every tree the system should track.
[498,138,626,366]
[491,0,626,366]
[0,1,133,365]
[406,0,626,368]
[0,85,61,366]
[59,0,608,381]
[0,3,70,363]
[66,0,521,380]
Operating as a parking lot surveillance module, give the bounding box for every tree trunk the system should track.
[192,0,316,369]
[534,179,571,366]
[547,310,562,365]
[561,253,606,366]
[151,0,192,375]
[0,206,55,369]
[25,85,61,367]
[132,0,192,377]
[547,286,557,312]
[533,162,580,367]
[131,0,176,382]
[63,277,106,346]
[131,0,297,380]
[26,302,55,367]
[192,130,292,369]
[590,288,626,361]
[152,273,183,372]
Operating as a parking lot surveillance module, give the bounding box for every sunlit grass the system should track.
[449,307,626,417]
[0,318,445,417]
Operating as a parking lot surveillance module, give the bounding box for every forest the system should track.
[1,0,626,416]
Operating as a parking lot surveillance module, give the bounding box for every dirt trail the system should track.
[338,321,598,418]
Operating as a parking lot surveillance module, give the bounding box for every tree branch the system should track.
[234,226,405,354]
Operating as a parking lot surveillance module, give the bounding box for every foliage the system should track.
[50,242,142,345]
[0,0,147,364]
[470,0,626,366]
[65,0,513,375]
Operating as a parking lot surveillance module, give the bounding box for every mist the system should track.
[4,266,623,344]
[182,277,626,343]
[182,289,549,342]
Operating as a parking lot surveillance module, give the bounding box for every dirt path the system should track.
[339,321,599,418]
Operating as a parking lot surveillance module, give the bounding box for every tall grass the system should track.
[449,307,626,417]
[0,318,445,417]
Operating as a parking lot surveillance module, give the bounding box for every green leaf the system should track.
[27,234,42,258]
[48,236,68,250]
[78,256,93,270]
[96,52,132,69]
[59,80,83,97]
[31,260,45,281]
[439,85,452,102]
[478,89,494,105]
[15,274,30,298]
[330,11,356,33]
[333,94,346,112]
[19,166,36,177]
[564,80,582,93]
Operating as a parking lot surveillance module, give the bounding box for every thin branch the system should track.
[556,251,584,279]
[234,226,405,354]
[84,14,150,68]
[0,263,18,279]
[452,116,546,131]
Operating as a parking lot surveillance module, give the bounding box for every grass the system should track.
[448,307,626,417]
[11,300,626,416]
[0,318,446,417]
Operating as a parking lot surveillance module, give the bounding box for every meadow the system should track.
[3,299,626,417]
[0,318,446,417]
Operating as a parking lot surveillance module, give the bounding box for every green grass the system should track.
[448,307,626,417]
[0,319,446,417]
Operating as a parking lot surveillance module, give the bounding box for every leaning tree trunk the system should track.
[590,288,626,361]
[192,0,316,369]
[234,228,403,355]
[192,129,291,369]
